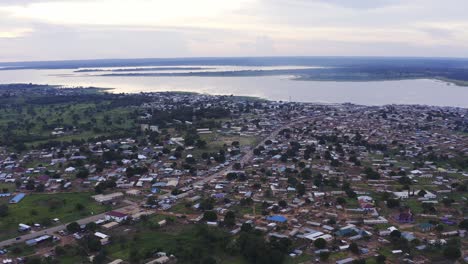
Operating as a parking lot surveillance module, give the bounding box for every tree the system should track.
[76,168,90,179]
[241,222,253,232]
[443,246,461,260]
[417,189,427,197]
[201,256,217,264]
[55,246,66,256]
[25,179,35,190]
[93,250,107,264]
[390,230,401,239]
[83,235,102,252]
[86,222,98,232]
[224,211,236,227]
[349,242,359,254]
[200,198,215,211]
[459,219,468,229]
[233,163,242,170]
[346,189,357,199]
[278,200,288,207]
[314,238,327,249]
[442,198,455,207]
[0,204,8,217]
[75,203,85,211]
[35,183,45,192]
[376,255,386,263]
[336,197,347,205]
[435,224,444,232]
[386,198,400,208]
[66,222,81,233]
[296,183,306,196]
[203,211,218,222]
[364,167,380,179]
[319,251,330,261]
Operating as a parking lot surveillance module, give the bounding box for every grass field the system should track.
[0,100,136,149]
[0,183,16,193]
[0,192,109,240]
[106,224,240,263]
[189,132,261,161]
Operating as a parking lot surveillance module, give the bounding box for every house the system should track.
[266,215,287,223]
[105,211,129,223]
[18,223,31,232]
[94,232,110,245]
[395,208,414,223]
[92,192,124,203]
[419,223,435,232]
[25,235,51,246]
[107,260,123,264]
[9,193,26,204]
[336,258,355,264]
[393,191,409,199]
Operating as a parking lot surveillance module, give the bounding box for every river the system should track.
[0,68,467,107]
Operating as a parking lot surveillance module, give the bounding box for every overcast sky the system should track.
[1,0,468,62]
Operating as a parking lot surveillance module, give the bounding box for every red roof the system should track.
[106,211,128,218]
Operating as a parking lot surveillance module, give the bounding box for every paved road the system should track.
[160,116,310,200]
[0,205,134,248]
[0,117,309,247]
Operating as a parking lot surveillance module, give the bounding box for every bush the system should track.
[0,204,8,217]
[203,211,218,222]
[66,222,80,233]
[314,238,327,249]
[443,246,461,260]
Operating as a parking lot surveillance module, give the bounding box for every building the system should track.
[9,193,26,204]
[18,223,31,232]
[395,208,414,223]
[266,215,287,223]
[105,211,129,223]
[92,192,124,203]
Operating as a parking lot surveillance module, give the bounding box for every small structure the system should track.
[105,211,129,223]
[18,223,31,232]
[419,223,435,232]
[395,208,414,223]
[92,192,124,203]
[25,235,51,246]
[266,215,287,223]
[336,258,355,264]
[9,193,26,204]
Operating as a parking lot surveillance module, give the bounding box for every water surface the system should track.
[0,68,466,108]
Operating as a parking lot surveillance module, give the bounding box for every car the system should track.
[15,237,21,240]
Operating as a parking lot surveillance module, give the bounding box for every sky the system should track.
[1,0,468,62]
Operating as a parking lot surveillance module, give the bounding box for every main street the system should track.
[0,205,135,248]
[0,116,310,248]
[160,116,311,199]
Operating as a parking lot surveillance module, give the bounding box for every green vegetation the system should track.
[0,192,108,240]
[107,225,234,263]
[0,100,137,150]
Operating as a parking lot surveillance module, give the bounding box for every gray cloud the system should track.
[285,0,402,9]
[0,24,190,61]
[1,0,468,60]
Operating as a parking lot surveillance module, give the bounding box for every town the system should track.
[0,84,466,264]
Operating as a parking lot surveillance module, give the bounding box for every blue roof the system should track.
[9,193,26,203]
[266,215,287,223]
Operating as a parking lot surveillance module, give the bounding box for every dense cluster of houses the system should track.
[0,94,467,263]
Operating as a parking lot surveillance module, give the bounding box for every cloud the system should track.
[311,0,402,9]
[1,0,468,60]
[0,24,191,61]
[238,36,276,55]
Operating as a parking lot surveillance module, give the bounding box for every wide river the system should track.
[1,68,467,108]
